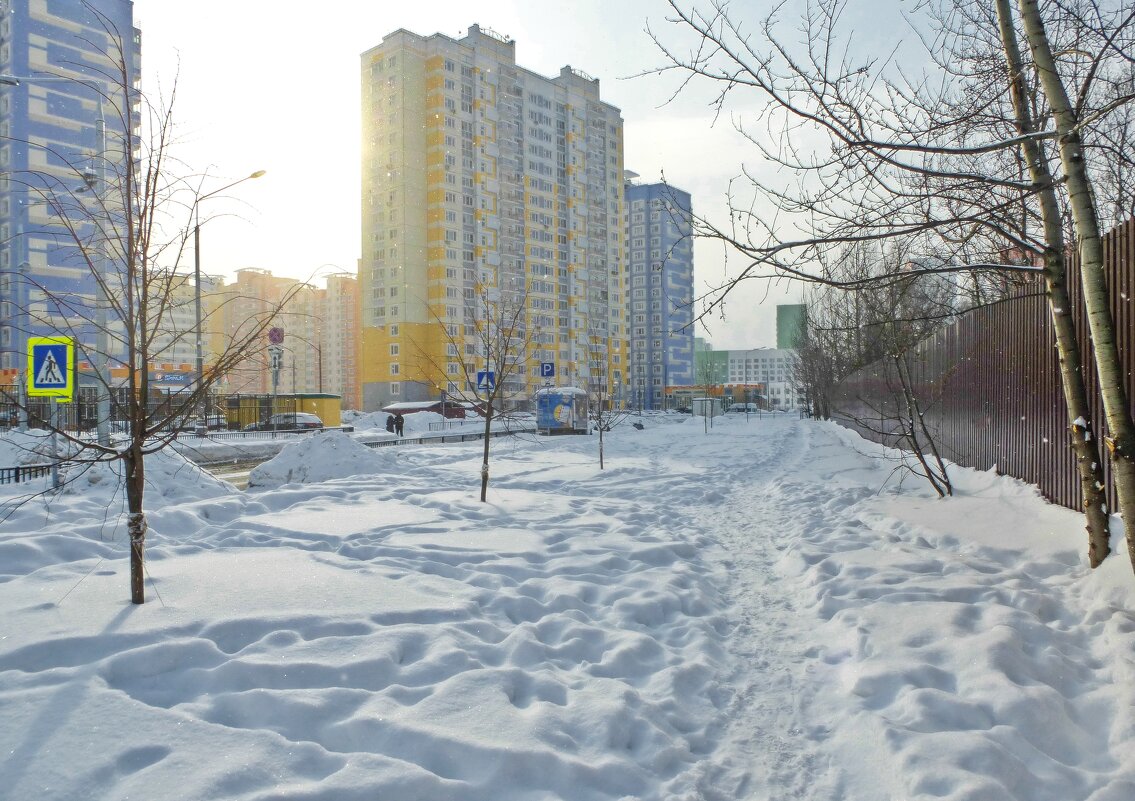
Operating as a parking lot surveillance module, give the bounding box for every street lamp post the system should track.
[313,340,323,393]
[192,170,266,422]
[282,330,323,395]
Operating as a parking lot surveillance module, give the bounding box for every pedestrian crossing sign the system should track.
[27,336,74,400]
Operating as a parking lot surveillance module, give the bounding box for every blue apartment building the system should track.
[624,177,694,410]
[0,0,139,373]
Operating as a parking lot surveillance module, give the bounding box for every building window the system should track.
[390,363,400,375]
[391,382,400,395]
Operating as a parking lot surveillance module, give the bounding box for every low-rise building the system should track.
[726,347,803,409]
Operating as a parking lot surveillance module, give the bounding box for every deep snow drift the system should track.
[0,414,1132,800]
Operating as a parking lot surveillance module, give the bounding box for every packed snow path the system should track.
[678,419,831,800]
[0,415,1132,800]
[688,418,1135,801]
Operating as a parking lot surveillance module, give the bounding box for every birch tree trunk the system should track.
[1019,0,1135,574]
[997,0,1110,566]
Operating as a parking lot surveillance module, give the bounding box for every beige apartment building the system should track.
[207,269,360,407]
[359,24,626,410]
[320,272,361,409]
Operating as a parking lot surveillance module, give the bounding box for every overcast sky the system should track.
[131,0,810,349]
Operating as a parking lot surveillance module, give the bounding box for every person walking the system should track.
[394,414,404,437]
[385,414,395,433]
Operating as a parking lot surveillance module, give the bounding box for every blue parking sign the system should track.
[540,362,555,378]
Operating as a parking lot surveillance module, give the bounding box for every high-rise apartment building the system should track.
[776,303,806,349]
[624,176,694,410]
[694,337,729,386]
[215,268,306,395]
[0,0,140,372]
[359,24,626,410]
[152,271,201,366]
[320,272,360,409]
[210,268,360,408]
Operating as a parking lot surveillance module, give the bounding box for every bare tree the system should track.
[791,314,836,420]
[584,320,631,470]
[693,344,725,432]
[1014,0,1135,572]
[796,241,957,495]
[993,0,1111,563]
[2,8,295,603]
[411,283,538,502]
[860,260,957,498]
[648,0,1131,569]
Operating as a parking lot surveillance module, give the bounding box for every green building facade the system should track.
[776,304,807,349]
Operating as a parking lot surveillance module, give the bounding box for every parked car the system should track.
[202,414,228,430]
[187,414,230,435]
[244,412,323,432]
[381,401,466,419]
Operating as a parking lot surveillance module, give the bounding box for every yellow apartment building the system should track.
[359,24,626,410]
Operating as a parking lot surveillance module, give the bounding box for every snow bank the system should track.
[0,427,85,464]
[58,447,235,505]
[247,428,397,488]
[350,410,397,430]
[0,432,232,507]
[401,410,446,434]
[350,410,471,435]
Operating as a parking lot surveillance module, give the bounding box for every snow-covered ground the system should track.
[0,413,1133,800]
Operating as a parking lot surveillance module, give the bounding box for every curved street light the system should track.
[279,329,324,395]
[192,170,266,420]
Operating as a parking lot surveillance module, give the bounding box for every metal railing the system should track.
[363,424,534,448]
[0,463,52,485]
[2,423,539,480]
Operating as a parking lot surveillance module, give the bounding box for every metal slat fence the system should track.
[0,390,296,435]
[831,218,1135,514]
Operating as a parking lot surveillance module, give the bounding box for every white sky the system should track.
[130,0,807,349]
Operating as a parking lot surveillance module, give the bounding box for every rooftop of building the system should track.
[361,24,619,113]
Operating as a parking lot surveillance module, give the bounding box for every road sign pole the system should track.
[268,344,283,417]
[49,398,60,489]
[17,371,27,432]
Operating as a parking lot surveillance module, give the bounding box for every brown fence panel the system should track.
[831,218,1135,514]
